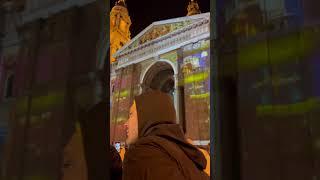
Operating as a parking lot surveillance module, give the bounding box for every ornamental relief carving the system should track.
[117,22,209,67]
[139,25,171,45]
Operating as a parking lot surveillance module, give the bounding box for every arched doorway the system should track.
[141,61,181,123]
[140,60,182,124]
[141,61,175,98]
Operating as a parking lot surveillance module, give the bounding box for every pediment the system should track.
[114,13,210,58]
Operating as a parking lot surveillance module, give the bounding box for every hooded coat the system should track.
[123,91,209,180]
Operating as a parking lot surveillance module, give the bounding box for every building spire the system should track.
[110,0,131,63]
[116,0,127,7]
[187,0,201,16]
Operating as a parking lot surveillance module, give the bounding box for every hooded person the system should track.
[123,90,209,180]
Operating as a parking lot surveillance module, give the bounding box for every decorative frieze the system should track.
[115,18,209,69]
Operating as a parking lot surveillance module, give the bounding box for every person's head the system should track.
[125,90,176,145]
[125,100,138,145]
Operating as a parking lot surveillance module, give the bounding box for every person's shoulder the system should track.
[198,148,209,156]
[127,142,160,156]
[125,137,168,160]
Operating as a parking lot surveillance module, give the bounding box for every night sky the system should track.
[110,0,210,37]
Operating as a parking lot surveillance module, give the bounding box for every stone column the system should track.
[173,73,180,124]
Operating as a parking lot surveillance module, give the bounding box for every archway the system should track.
[139,59,183,124]
[141,61,175,97]
[140,60,181,123]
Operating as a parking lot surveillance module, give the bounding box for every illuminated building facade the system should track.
[110,12,210,145]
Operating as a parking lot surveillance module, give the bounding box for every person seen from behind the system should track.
[123,90,209,180]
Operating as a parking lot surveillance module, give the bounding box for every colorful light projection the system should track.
[181,39,210,141]
[160,50,178,63]
[237,27,320,118]
[110,67,141,143]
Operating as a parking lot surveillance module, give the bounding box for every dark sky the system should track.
[110,0,210,37]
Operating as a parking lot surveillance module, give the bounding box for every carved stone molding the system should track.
[116,19,209,69]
